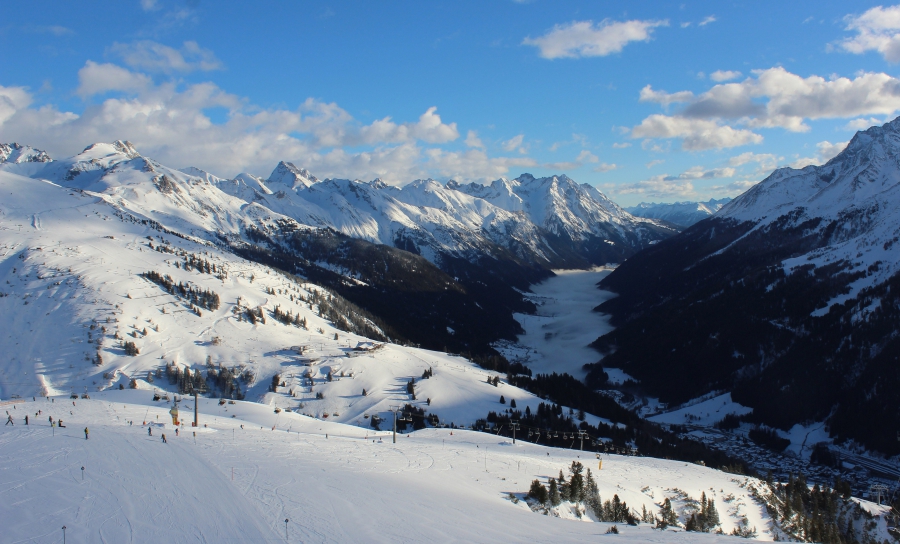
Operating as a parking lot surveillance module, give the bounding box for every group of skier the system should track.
[6,397,177,445]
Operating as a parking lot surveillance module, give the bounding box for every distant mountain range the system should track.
[0,140,675,355]
[626,198,731,227]
[591,116,900,456]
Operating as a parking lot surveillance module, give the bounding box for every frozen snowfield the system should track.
[1,391,774,543]
[497,268,615,379]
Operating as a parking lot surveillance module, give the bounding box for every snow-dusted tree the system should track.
[528,479,549,505]
[548,478,562,506]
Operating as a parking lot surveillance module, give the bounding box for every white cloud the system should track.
[358,107,459,145]
[633,67,900,150]
[592,162,619,172]
[426,148,537,181]
[140,0,159,10]
[110,40,223,73]
[522,19,668,59]
[646,159,664,168]
[24,25,75,36]
[639,85,694,106]
[464,130,485,149]
[816,140,849,161]
[576,149,599,163]
[698,15,717,26]
[502,133,527,153]
[727,152,778,171]
[667,166,735,180]
[839,5,900,62]
[611,142,631,149]
[0,85,33,125]
[710,70,742,82]
[788,140,849,169]
[0,62,524,184]
[611,178,695,198]
[632,115,762,150]
[76,61,153,97]
[843,117,883,131]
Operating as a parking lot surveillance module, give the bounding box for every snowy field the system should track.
[647,393,753,428]
[495,268,615,379]
[0,391,775,543]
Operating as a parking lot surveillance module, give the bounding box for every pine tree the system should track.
[548,478,562,507]
[528,479,549,505]
[499,395,506,404]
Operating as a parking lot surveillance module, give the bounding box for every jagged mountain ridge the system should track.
[626,198,731,227]
[210,163,675,269]
[589,116,900,456]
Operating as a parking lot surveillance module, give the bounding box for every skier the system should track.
[84,427,89,440]
[24,415,28,425]
[48,415,53,425]
[148,427,152,436]
[58,420,65,428]
[161,433,167,444]
[5,414,13,426]
[175,428,179,437]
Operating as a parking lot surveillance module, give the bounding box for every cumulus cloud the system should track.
[838,5,900,62]
[611,142,631,149]
[727,152,778,171]
[0,62,525,184]
[639,85,694,106]
[464,130,485,149]
[576,149,599,163]
[632,67,900,150]
[788,140,849,169]
[357,107,459,145]
[541,150,605,172]
[632,115,762,150]
[592,162,619,172]
[110,40,223,73]
[611,178,695,198]
[844,117,883,131]
[666,165,735,180]
[502,134,527,153]
[426,148,537,181]
[522,19,668,59]
[76,61,153,97]
[710,70,742,82]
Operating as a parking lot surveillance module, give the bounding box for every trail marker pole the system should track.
[81,466,84,481]
[62,526,66,544]
[285,518,289,540]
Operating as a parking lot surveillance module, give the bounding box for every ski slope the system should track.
[1,390,775,543]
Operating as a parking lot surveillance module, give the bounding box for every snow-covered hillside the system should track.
[0,390,780,542]
[0,165,581,431]
[626,198,730,228]
[591,116,900,457]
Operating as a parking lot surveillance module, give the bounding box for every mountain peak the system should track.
[267,161,318,191]
[0,143,52,164]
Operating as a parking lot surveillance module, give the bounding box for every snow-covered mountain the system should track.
[590,116,900,456]
[0,142,52,164]
[210,166,674,268]
[626,198,730,227]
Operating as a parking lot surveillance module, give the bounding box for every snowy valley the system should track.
[1,132,899,543]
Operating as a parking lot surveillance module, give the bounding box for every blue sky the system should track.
[1,0,899,205]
